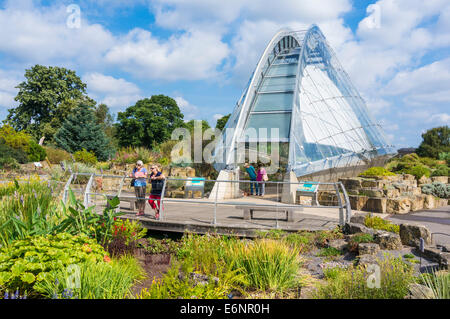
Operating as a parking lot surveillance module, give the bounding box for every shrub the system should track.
[225,239,302,291]
[404,165,431,180]
[137,259,244,299]
[44,146,72,164]
[313,255,415,299]
[27,141,46,162]
[417,270,450,299]
[364,214,400,233]
[0,138,29,165]
[74,148,97,165]
[359,167,396,177]
[421,182,450,199]
[431,165,449,177]
[33,254,144,299]
[317,247,342,258]
[0,233,108,297]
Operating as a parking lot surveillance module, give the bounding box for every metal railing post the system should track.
[333,183,345,226]
[213,180,219,225]
[84,173,94,207]
[159,178,167,221]
[339,182,352,223]
[63,173,75,204]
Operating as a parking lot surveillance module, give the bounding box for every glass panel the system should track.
[253,92,293,112]
[245,113,291,140]
[259,76,296,92]
[267,64,298,76]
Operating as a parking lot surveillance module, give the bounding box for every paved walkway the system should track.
[387,205,450,246]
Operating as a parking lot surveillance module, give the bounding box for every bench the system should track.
[235,205,301,222]
[106,194,138,211]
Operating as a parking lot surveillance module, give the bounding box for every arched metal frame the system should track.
[213,25,396,177]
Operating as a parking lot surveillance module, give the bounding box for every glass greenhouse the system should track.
[212,25,395,179]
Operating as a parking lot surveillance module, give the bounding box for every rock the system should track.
[410,195,425,211]
[384,187,400,198]
[423,195,436,209]
[386,197,411,214]
[405,283,435,299]
[402,174,415,181]
[422,247,442,263]
[439,252,449,270]
[358,243,380,255]
[418,176,432,185]
[349,214,367,225]
[328,239,348,251]
[431,176,448,184]
[374,231,403,250]
[343,222,375,235]
[356,254,378,267]
[339,178,362,190]
[399,224,432,248]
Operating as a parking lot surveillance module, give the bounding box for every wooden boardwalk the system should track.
[93,192,343,237]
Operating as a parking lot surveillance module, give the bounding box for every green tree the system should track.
[215,113,231,131]
[54,105,113,161]
[5,65,92,141]
[115,95,184,148]
[416,126,450,159]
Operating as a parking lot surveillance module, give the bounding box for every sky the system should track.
[0,0,449,149]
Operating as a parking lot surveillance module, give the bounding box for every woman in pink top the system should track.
[256,164,267,196]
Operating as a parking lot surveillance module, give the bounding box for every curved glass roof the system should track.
[212,25,395,177]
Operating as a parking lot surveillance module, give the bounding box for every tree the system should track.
[416,126,450,159]
[5,65,91,141]
[115,95,184,148]
[54,104,113,161]
[215,113,231,131]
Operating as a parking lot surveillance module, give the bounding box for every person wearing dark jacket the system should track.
[148,164,165,219]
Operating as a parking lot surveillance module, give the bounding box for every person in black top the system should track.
[148,164,165,219]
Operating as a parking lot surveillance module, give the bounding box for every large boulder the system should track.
[399,224,432,248]
[356,254,378,267]
[374,231,403,250]
[358,243,380,255]
[405,283,435,299]
[386,197,411,214]
[328,239,348,252]
[343,222,375,235]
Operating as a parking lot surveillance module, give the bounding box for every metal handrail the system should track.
[79,175,352,226]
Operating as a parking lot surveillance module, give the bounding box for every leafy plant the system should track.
[0,233,108,296]
[359,167,396,177]
[74,148,98,165]
[417,270,450,299]
[431,165,449,177]
[364,214,400,233]
[421,182,450,199]
[317,247,342,258]
[313,255,415,299]
[44,146,72,164]
[34,254,144,299]
[404,165,431,180]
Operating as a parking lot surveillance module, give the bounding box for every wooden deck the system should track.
[93,193,344,237]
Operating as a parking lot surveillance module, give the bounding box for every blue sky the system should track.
[0,0,449,149]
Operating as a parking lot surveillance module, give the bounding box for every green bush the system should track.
[0,138,29,165]
[74,148,97,165]
[317,247,342,258]
[27,141,46,162]
[431,165,449,177]
[421,182,450,199]
[44,146,72,164]
[404,165,431,180]
[359,167,396,177]
[33,254,144,299]
[313,255,415,299]
[0,233,108,296]
[365,214,400,233]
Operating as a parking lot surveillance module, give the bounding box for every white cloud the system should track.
[83,72,143,108]
[105,28,230,80]
[174,96,199,121]
[0,69,21,109]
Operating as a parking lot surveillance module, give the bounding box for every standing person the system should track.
[256,164,268,196]
[130,160,148,216]
[148,164,165,219]
[244,163,258,195]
